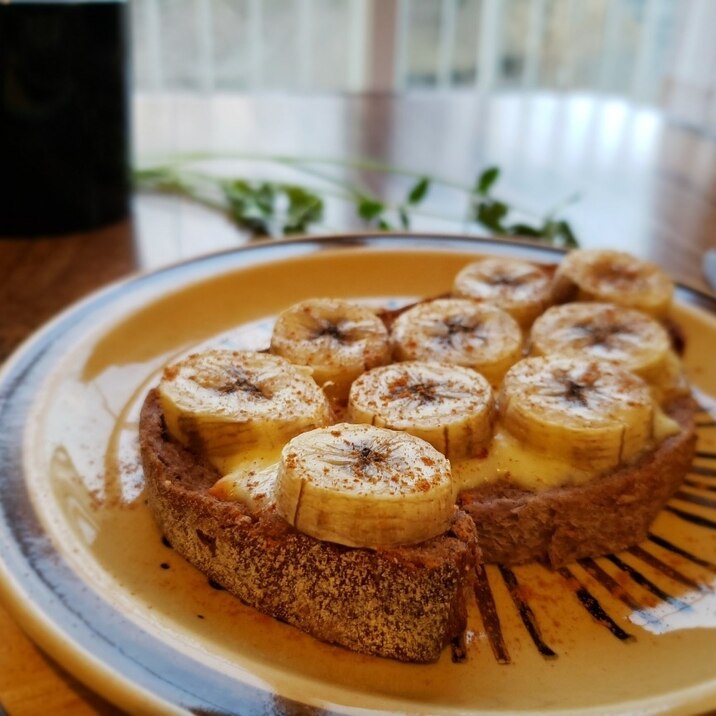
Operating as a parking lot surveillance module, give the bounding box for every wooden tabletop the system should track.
[1,91,715,715]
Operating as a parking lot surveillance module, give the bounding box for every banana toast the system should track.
[442,252,696,566]
[137,248,697,660]
[457,394,696,567]
[139,389,478,663]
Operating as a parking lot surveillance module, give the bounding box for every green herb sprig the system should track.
[134,155,579,247]
[471,167,579,248]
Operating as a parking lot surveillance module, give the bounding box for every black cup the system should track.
[0,1,131,236]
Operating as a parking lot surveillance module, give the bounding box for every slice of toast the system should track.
[139,390,478,663]
[457,396,696,567]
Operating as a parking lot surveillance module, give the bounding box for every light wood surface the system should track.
[1,91,715,715]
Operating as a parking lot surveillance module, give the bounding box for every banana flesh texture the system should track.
[453,256,552,326]
[270,297,391,402]
[391,298,523,385]
[530,302,673,385]
[348,361,495,459]
[158,350,331,467]
[500,356,655,472]
[274,423,454,548]
[551,249,673,318]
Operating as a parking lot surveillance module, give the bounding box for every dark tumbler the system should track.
[0,0,130,236]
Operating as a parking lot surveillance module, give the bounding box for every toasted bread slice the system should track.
[139,390,478,663]
[457,396,697,567]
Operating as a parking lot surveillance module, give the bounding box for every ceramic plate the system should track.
[2,235,716,715]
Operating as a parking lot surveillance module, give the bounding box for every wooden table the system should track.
[1,91,715,715]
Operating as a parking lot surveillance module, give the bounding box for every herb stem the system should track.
[139,151,542,218]
[143,167,477,226]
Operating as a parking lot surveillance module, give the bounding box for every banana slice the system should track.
[158,350,331,465]
[551,249,673,318]
[500,356,655,472]
[391,298,523,385]
[453,256,552,326]
[348,362,495,459]
[270,298,391,401]
[530,302,673,384]
[275,423,454,548]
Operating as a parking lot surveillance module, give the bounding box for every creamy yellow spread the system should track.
[453,407,681,493]
[210,403,681,506]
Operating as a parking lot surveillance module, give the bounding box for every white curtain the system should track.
[663,0,716,128]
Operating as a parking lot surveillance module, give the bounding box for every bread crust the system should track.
[457,397,697,567]
[139,390,478,663]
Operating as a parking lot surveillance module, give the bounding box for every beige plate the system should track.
[1,235,716,715]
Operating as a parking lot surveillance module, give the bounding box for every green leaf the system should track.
[221,180,323,237]
[133,166,171,185]
[475,199,508,234]
[475,166,500,195]
[222,180,274,234]
[507,223,543,238]
[283,185,324,234]
[357,197,385,221]
[504,218,579,247]
[398,207,410,229]
[134,166,189,194]
[377,217,393,231]
[553,220,579,247]
[407,177,430,205]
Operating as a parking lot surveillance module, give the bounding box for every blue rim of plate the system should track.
[1,233,715,715]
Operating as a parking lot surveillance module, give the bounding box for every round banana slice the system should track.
[530,302,672,384]
[453,256,552,326]
[275,423,454,548]
[348,362,495,459]
[270,298,391,401]
[391,298,523,385]
[500,356,655,472]
[158,350,331,462]
[551,249,673,318]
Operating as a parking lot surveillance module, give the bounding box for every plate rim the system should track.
[2,232,716,715]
